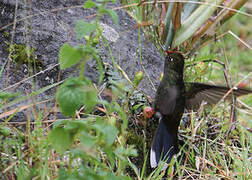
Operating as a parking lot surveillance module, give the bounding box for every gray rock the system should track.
[0,0,164,121]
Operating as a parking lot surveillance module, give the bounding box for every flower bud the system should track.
[133,71,144,86]
[143,106,155,119]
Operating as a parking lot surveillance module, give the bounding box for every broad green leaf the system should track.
[75,21,97,39]
[80,131,95,148]
[103,125,118,146]
[65,120,87,132]
[59,44,82,69]
[164,2,174,49]
[84,87,97,112]
[172,0,223,48]
[57,78,97,117]
[181,0,199,22]
[93,124,118,146]
[56,78,86,117]
[48,126,73,153]
[103,145,116,169]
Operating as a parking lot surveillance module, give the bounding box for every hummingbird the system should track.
[150,51,252,169]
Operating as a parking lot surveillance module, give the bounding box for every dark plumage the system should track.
[150,51,252,169]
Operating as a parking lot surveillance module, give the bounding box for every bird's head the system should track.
[165,51,184,73]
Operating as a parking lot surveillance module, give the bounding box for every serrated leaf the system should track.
[84,87,98,112]
[93,124,118,146]
[75,21,97,39]
[48,126,73,153]
[56,78,86,117]
[59,44,82,69]
[80,131,95,148]
[103,125,118,146]
[65,120,87,132]
[84,0,98,9]
[57,78,97,117]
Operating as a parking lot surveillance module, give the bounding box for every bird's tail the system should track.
[150,119,178,170]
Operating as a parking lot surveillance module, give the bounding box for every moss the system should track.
[6,42,43,70]
[3,31,9,38]
[127,129,145,147]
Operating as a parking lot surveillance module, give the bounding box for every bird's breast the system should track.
[154,84,185,116]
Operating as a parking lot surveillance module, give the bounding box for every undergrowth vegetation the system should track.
[0,0,251,179]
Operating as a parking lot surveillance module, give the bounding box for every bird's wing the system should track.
[155,86,179,115]
[185,82,252,110]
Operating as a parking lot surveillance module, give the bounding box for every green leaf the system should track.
[84,86,98,112]
[163,2,174,49]
[106,173,130,180]
[93,124,118,146]
[84,0,98,8]
[59,44,82,69]
[105,9,118,25]
[57,78,86,117]
[80,131,95,148]
[115,146,138,160]
[48,126,73,153]
[75,21,97,39]
[0,126,11,136]
[181,0,199,22]
[1,81,62,112]
[81,46,104,83]
[58,168,69,180]
[57,78,97,117]
[172,0,223,48]
[0,91,20,100]
[103,125,118,146]
[65,120,87,132]
[132,103,143,111]
[99,9,118,25]
[96,0,104,2]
